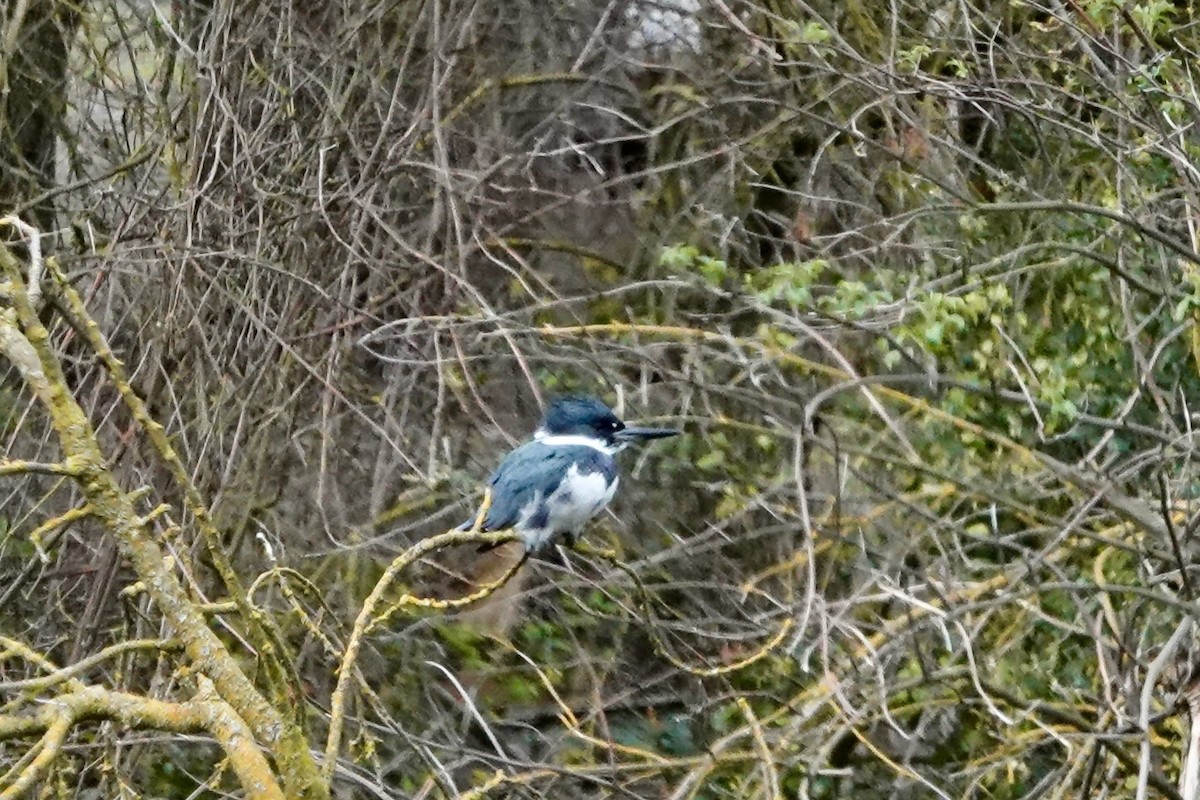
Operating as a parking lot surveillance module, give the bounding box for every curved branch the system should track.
[969,200,1200,267]
[0,238,325,798]
[0,638,179,693]
[323,491,520,783]
[0,685,283,800]
[45,256,302,716]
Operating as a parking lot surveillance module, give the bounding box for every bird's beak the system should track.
[615,426,679,442]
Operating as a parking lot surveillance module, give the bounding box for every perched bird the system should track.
[462,396,678,552]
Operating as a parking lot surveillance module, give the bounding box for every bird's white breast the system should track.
[547,465,617,529]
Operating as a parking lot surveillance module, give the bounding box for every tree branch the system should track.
[0,237,326,799]
[323,490,520,783]
[0,684,283,800]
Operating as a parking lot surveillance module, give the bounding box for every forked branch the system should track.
[0,229,325,799]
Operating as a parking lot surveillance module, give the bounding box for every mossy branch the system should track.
[0,233,327,799]
[0,637,180,693]
[26,504,91,563]
[45,252,303,719]
[0,459,78,477]
[0,684,284,800]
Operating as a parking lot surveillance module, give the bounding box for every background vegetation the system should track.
[2,0,1200,797]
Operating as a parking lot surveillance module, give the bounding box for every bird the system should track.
[460,396,678,553]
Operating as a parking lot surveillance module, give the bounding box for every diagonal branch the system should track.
[0,236,326,798]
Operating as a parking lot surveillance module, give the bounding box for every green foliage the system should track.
[897,44,932,73]
[821,278,893,319]
[435,621,493,671]
[1130,0,1176,35]
[796,21,831,45]
[658,219,1160,453]
[745,260,827,307]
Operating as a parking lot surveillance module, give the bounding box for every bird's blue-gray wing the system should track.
[460,443,567,531]
[461,442,612,532]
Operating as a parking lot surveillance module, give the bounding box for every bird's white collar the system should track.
[534,429,622,455]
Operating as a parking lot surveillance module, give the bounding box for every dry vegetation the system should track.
[2,0,1200,797]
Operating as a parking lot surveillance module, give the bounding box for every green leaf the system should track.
[897,44,932,72]
[1174,296,1194,322]
[799,21,831,44]
[696,450,726,471]
[659,244,699,270]
[696,255,728,283]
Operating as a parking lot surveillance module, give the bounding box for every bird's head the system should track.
[535,395,678,449]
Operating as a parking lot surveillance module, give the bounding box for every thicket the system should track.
[1,0,1199,797]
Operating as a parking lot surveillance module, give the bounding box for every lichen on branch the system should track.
[0,233,326,800]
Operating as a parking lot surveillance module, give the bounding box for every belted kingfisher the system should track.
[462,396,678,552]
